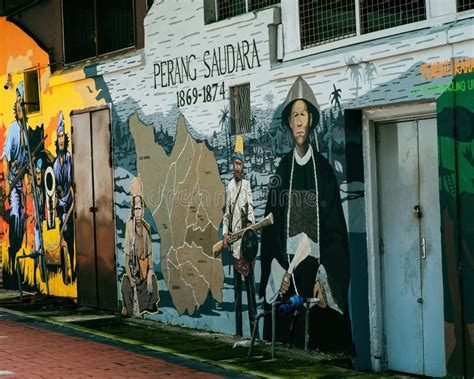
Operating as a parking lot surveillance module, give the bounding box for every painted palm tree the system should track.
[251,112,257,138]
[364,62,377,90]
[330,84,342,113]
[213,130,218,151]
[265,92,274,109]
[345,55,363,98]
[219,105,231,170]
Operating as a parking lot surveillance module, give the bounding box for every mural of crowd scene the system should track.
[0,83,75,293]
[0,17,104,296]
[82,1,472,371]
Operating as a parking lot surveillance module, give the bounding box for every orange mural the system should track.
[0,17,105,297]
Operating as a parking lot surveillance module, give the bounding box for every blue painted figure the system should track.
[1,82,28,271]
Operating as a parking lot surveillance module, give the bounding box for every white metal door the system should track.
[377,118,445,376]
[378,120,423,374]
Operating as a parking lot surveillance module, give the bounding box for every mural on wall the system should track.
[120,174,159,317]
[437,71,474,376]
[260,77,352,352]
[1,82,75,291]
[0,17,104,296]
[81,1,472,370]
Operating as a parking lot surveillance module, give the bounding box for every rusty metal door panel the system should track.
[71,112,98,308]
[91,109,117,310]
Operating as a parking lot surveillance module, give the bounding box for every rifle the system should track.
[5,134,48,197]
[213,212,274,257]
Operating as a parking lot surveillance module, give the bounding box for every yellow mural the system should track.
[0,17,105,296]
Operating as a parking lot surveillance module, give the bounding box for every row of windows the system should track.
[62,0,472,64]
[299,0,472,49]
[300,0,428,49]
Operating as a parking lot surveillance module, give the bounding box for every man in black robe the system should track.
[259,76,353,353]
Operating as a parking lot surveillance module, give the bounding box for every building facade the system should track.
[0,0,473,376]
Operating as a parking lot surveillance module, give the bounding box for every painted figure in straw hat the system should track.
[1,81,29,271]
[222,135,257,336]
[259,76,352,352]
[121,174,159,317]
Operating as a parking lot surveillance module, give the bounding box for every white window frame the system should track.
[281,0,471,62]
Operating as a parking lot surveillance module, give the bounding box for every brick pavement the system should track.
[0,313,242,378]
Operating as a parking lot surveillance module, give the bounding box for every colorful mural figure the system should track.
[2,82,28,273]
[33,157,45,284]
[222,135,257,336]
[121,174,159,317]
[53,112,75,280]
[260,76,352,352]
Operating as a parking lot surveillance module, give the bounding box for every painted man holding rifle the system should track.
[222,135,257,337]
[2,82,29,272]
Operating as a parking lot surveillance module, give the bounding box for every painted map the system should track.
[130,113,224,315]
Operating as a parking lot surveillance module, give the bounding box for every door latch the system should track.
[413,205,422,219]
[420,237,427,259]
[89,206,99,213]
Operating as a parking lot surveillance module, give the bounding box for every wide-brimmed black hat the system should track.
[281,76,320,130]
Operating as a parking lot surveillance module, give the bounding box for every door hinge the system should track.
[379,239,385,255]
[420,237,427,259]
[417,298,423,304]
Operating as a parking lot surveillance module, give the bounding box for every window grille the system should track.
[217,0,247,20]
[249,0,280,12]
[24,69,40,114]
[458,0,474,11]
[215,0,280,22]
[299,0,357,48]
[299,0,427,49]
[360,0,427,34]
[230,84,251,135]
